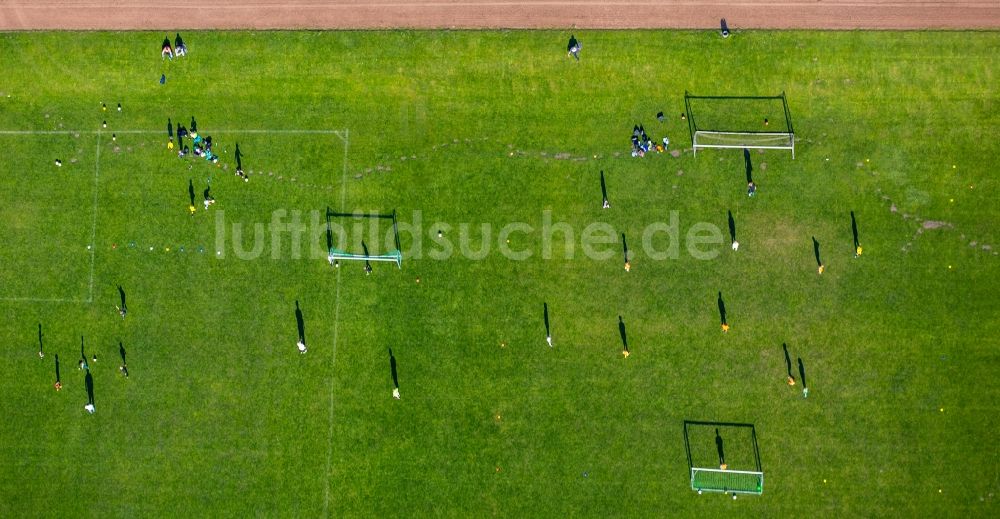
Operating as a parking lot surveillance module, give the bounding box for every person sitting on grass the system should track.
[161,37,173,60]
[631,135,643,157]
[174,33,187,57]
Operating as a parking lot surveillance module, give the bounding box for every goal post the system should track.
[326,208,403,268]
[685,91,796,158]
[684,420,764,496]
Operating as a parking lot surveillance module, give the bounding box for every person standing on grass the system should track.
[235,143,248,182]
[798,358,809,398]
[389,349,401,399]
[716,428,727,469]
[813,237,825,274]
[117,285,128,319]
[84,370,96,414]
[718,291,729,332]
[188,179,197,216]
[851,211,863,257]
[79,336,89,371]
[567,35,581,61]
[37,323,44,358]
[54,354,62,391]
[119,342,129,378]
[203,186,215,210]
[618,316,630,358]
[600,170,610,209]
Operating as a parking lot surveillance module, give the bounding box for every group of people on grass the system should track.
[167,117,220,163]
[161,34,188,60]
[630,124,669,157]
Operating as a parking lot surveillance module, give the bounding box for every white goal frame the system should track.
[685,92,796,159]
[690,467,764,495]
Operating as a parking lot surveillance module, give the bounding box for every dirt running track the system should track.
[0,1,998,30]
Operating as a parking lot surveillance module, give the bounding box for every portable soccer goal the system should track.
[684,420,764,496]
[326,208,403,268]
[684,91,796,158]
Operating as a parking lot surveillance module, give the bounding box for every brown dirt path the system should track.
[1,1,998,31]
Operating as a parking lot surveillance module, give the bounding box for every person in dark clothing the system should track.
[567,35,581,61]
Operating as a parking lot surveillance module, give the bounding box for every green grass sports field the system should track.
[1,30,998,516]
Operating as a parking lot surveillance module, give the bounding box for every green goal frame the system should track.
[684,420,764,496]
[326,208,402,269]
[684,91,796,158]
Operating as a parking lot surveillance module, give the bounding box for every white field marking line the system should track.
[0,129,346,135]
[323,128,348,517]
[87,131,102,303]
[0,296,89,303]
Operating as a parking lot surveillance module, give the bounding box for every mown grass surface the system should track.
[0,30,997,516]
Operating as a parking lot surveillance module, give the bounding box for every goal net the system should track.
[684,420,764,495]
[326,209,403,268]
[685,92,796,158]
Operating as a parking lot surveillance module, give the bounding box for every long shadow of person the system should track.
[361,241,373,274]
[813,236,824,270]
[85,370,95,406]
[600,170,609,206]
[744,148,753,184]
[543,302,551,340]
[717,291,728,327]
[618,315,629,355]
[783,343,793,379]
[851,211,860,251]
[55,354,61,386]
[38,323,44,357]
[118,342,129,377]
[715,428,726,468]
[188,179,196,207]
[235,143,243,171]
[190,116,197,133]
[389,348,400,398]
[727,210,737,245]
[80,335,87,368]
[295,301,305,344]
[389,348,399,389]
[798,358,808,389]
[117,285,127,317]
[622,233,629,266]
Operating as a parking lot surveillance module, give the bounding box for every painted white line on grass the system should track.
[0,296,89,303]
[86,131,102,303]
[323,128,348,517]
